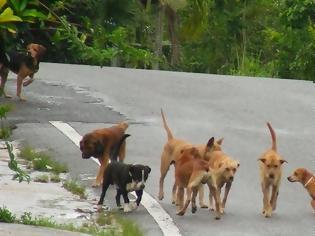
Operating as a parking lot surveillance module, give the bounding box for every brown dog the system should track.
[0,42,46,101]
[175,146,220,218]
[205,145,240,214]
[158,109,223,207]
[288,168,315,214]
[258,122,287,218]
[79,122,129,187]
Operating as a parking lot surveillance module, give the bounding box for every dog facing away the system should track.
[0,38,46,101]
[288,168,315,214]
[174,146,221,219]
[158,109,223,207]
[258,122,287,218]
[79,122,129,187]
[205,141,240,215]
[97,134,151,212]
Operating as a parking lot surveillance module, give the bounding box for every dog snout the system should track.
[229,176,234,181]
[269,173,275,179]
[140,183,145,190]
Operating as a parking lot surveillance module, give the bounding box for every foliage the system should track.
[6,142,31,183]
[34,174,49,183]
[0,104,12,139]
[0,206,16,223]
[62,179,87,199]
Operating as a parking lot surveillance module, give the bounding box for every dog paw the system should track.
[209,207,215,211]
[130,201,138,210]
[176,210,185,216]
[219,207,225,214]
[123,203,133,213]
[191,206,197,214]
[200,203,208,209]
[158,192,164,201]
[215,215,221,220]
[263,208,272,218]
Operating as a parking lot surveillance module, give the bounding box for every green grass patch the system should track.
[19,146,68,174]
[0,206,16,223]
[50,174,61,183]
[62,179,87,199]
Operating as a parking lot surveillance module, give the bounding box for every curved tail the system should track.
[161,109,173,141]
[110,134,131,162]
[266,122,277,151]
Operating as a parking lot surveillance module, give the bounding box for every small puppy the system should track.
[288,168,315,214]
[258,122,287,218]
[205,141,240,215]
[159,109,223,207]
[174,146,219,217]
[79,122,129,187]
[97,134,151,212]
[0,40,46,101]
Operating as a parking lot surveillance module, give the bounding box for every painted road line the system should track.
[49,121,182,236]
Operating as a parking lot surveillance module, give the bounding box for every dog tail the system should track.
[110,134,131,162]
[266,122,277,151]
[161,109,174,141]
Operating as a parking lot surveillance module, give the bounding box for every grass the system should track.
[0,206,16,223]
[62,179,87,199]
[34,174,49,183]
[50,174,61,183]
[1,207,143,236]
[19,146,68,174]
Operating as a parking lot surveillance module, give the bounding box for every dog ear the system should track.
[95,140,104,156]
[217,138,224,145]
[280,159,288,164]
[237,162,240,168]
[218,162,224,168]
[258,158,266,163]
[206,137,215,151]
[145,166,151,174]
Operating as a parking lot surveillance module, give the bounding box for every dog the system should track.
[158,109,223,207]
[205,141,240,215]
[175,143,222,219]
[0,39,46,101]
[288,168,315,214]
[79,122,129,187]
[97,134,151,212]
[258,122,287,218]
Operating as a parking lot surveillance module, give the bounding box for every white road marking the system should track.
[49,121,182,236]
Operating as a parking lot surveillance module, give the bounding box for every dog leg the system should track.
[94,156,109,187]
[115,189,122,208]
[172,182,177,204]
[97,182,110,211]
[118,140,126,162]
[176,186,184,213]
[121,190,132,213]
[222,182,232,212]
[177,187,192,216]
[209,187,214,211]
[16,73,27,101]
[0,68,11,98]
[270,185,279,211]
[158,152,171,200]
[208,182,221,219]
[311,200,315,215]
[262,184,272,217]
[191,187,199,214]
[23,74,34,87]
[198,184,208,208]
[135,190,143,206]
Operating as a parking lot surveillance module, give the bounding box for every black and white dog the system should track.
[97,134,151,212]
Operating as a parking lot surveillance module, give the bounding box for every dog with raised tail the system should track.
[97,134,151,213]
[288,168,315,214]
[258,122,287,218]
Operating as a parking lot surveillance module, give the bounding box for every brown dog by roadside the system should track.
[0,41,46,101]
[258,122,287,218]
[205,140,240,214]
[288,168,315,214]
[175,146,220,219]
[79,122,129,187]
[158,109,222,207]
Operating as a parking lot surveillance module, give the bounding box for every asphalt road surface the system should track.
[2,63,315,236]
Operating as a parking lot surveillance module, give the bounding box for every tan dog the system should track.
[79,122,128,187]
[158,109,223,207]
[205,142,240,214]
[258,122,287,218]
[0,42,46,101]
[288,168,315,214]
[175,146,220,219]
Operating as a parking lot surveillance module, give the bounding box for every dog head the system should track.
[217,159,240,182]
[27,43,46,60]
[127,164,151,191]
[79,132,104,159]
[259,153,287,180]
[287,168,309,183]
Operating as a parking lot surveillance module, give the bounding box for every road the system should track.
[3,63,315,236]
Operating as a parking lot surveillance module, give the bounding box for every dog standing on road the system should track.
[258,122,287,218]
[158,109,223,207]
[0,38,46,101]
[79,122,129,187]
[288,168,315,214]
[97,134,151,213]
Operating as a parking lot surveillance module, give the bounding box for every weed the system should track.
[50,174,61,183]
[0,206,16,223]
[62,179,87,199]
[34,174,49,183]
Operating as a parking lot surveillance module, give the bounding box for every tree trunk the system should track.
[153,3,164,70]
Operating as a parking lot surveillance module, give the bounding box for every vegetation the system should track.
[0,0,314,80]
[19,146,68,174]
[0,104,12,139]
[34,174,49,183]
[62,179,87,199]
[0,209,144,236]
